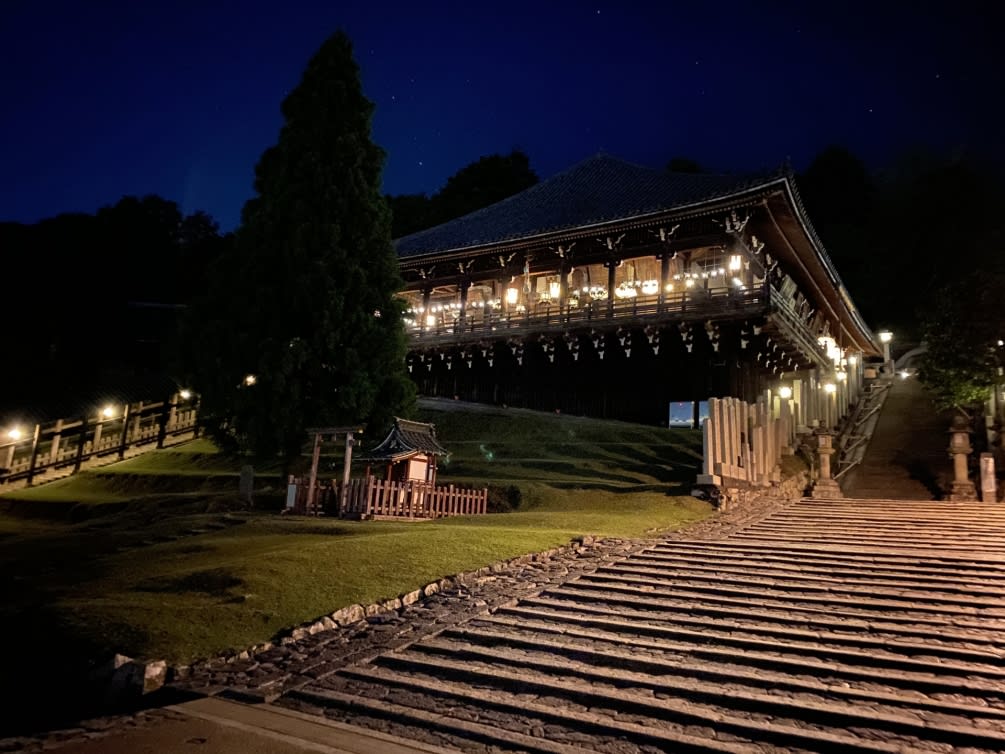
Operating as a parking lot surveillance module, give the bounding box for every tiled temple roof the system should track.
[359,418,448,462]
[394,154,779,258]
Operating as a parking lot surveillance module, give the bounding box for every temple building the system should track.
[393,155,879,429]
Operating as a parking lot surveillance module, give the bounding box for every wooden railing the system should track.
[409,287,770,346]
[0,395,199,492]
[286,476,488,519]
[342,478,487,519]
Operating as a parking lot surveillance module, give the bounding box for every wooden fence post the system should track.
[49,419,63,465]
[156,397,171,448]
[26,423,42,485]
[117,402,132,460]
[73,416,88,473]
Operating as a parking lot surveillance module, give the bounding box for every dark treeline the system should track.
[797,145,1005,341]
[0,196,228,417]
[387,150,538,238]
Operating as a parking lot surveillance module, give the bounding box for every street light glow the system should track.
[101,405,115,419]
[179,389,192,400]
[878,330,893,343]
[244,374,257,386]
[778,386,793,399]
[6,428,22,441]
[823,383,837,394]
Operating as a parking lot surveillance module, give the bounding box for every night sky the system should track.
[2,1,1000,232]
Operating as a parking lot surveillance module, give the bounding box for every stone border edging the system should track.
[103,476,809,701]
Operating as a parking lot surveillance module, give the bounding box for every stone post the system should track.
[947,416,978,501]
[810,428,842,498]
[980,453,997,503]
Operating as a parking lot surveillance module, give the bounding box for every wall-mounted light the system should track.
[6,428,22,441]
[823,383,837,395]
[778,386,793,399]
[244,375,257,387]
[101,405,116,419]
[179,389,192,400]
[506,288,519,305]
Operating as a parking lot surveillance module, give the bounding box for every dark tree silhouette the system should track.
[388,150,538,238]
[183,30,414,460]
[665,157,704,173]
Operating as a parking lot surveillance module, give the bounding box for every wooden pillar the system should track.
[73,417,88,473]
[340,431,355,516]
[26,423,42,485]
[156,397,171,449]
[421,287,432,332]
[117,403,132,460]
[305,431,323,516]
[558,259,568,317]
[605,260,617,317]
[458,280,470,330]
[658,253,671,309]
[49,419,63,465]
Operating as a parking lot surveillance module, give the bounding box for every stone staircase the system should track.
[275,498,1005,753]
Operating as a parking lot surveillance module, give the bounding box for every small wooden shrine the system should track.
[358,418,449,485]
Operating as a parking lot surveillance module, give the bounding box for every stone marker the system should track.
[239,465,254,504]
[980,453,997,502]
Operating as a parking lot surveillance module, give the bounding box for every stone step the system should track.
[726,532,1005,554]
[739,526,1005,546]
[625,551,1004,589]
[474,611,1005,687]
[497,600,1003,662]
[395,641,1005,751]
[732,527,1005,547]
[464,615,1005,695]
[286,686,605,754]
[546,582,1005,633]
[778,504,1005,514]
[582,568,1005,607]
[567,574,1005,620]
[759,513,1005,527]
[517,594,1003,647]
[648,540,1005,567]
[417,627,1005,720]
[331,659,951,753]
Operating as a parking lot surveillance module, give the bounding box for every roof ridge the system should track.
[394,155,658,246]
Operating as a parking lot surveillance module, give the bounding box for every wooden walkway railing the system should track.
[286,476,488,519]
[0,394,199,492]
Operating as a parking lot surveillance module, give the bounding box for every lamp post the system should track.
[947,415,978,501]
[877,330,893,373]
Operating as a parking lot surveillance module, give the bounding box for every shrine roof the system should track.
[394,154,779,258]
[358,418,449,462]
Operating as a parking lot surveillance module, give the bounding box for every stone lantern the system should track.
[947,415,977,501]
[810,428,843,498]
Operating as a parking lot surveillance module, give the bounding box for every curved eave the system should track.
[397,179,786,268]
[761,179,880,357]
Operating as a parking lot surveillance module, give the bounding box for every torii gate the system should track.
[303,425,364,515]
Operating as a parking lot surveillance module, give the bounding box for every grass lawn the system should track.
[0,402,711,671]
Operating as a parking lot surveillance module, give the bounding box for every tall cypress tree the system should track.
[185,30,414,459]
